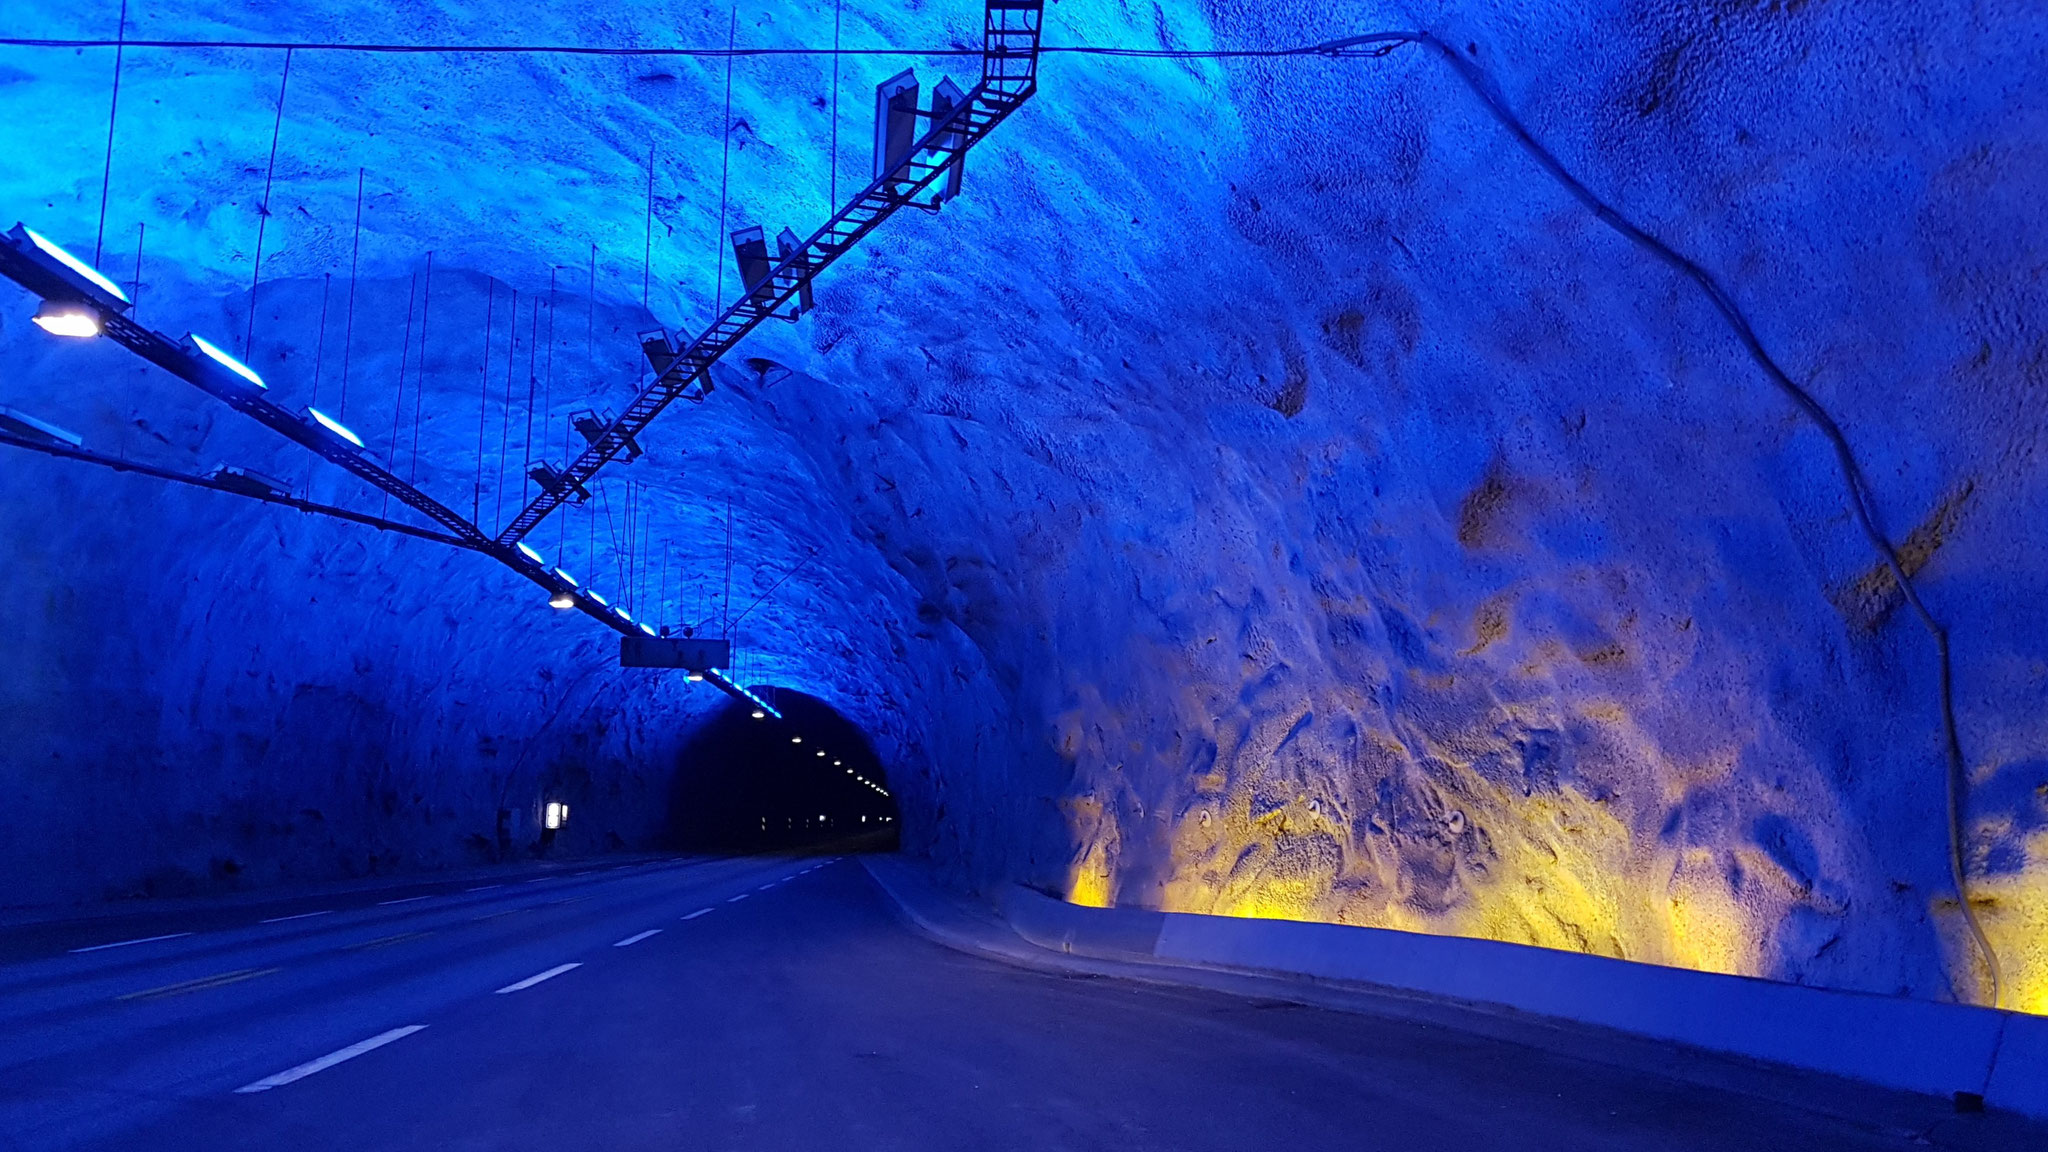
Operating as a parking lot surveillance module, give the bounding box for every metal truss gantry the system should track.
[0,0,1044,718]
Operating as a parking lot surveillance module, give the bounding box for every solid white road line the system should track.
[259,910,334,924]
[234,1025,428,1093]
[69,932,193,954]
[495,963,582,994]
[681,908,712,921]
[725,893,749,903]
[614,929,662,948]
[377,895,432,906]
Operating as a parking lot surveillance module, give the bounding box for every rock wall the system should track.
[1,0,2043,1011]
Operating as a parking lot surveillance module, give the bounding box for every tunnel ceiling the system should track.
[2,1,2045,1013]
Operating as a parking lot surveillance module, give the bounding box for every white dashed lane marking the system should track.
[613,930,661,948]
[235,1025,428,1093]
[495,963,582,994]
[259,910,333,925]
[69,933,192,955]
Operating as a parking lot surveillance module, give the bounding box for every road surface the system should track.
[0,853,2032,1150]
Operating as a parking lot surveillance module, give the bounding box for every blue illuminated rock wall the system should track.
[2,0,2045,1012]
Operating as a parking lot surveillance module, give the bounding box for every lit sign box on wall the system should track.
[619,635,732,671]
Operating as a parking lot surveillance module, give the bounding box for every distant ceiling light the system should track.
[686,672,705,682]
[549,590,576,609]
[188,334,267,390]
[588,591,609,606]
[22,227,129,303]
[617,606,631,621]
[751,710,766,720]
[516,542,545,564]
[639,622,657,636]
[791,737,802,744]
[816,751,825,758]
[833,760,841,766]
[554,568,578,587]
[305,406,364,448]
[31,299,99,338]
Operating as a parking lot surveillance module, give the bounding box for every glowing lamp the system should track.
[553,567,578,587]
[516,542,544,564]
[32,299,100,338]
[833,760,841,766]
[306,407,364,448]
[543,801,569,830]
[639,622,657,636]
[816,751,825,758]
[549,590,576,609]
[751,710,766,720]
[790,736,802,744]
[686,671,705,682]
[588,591,609,606]
[18,226,130,304]
[187,333,266,390]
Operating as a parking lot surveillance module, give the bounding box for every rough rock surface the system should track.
[1,0,2044,1011]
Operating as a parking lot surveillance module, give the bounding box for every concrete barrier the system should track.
[998,885,2048,1121]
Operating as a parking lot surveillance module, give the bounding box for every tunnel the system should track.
[2,0,2046,1146]
[667,689,899,853]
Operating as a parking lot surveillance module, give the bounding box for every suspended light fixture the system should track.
[549,590,576,609]
[32,299,100,338]
[686,671,705,682]
[554,567,578,587]
[815,750,825,758]
[516,542,545,565]
[617,605,631,621]
[19,227,129,303]
[306,407,364,448]
[186,333,267,390]
[751,710,766,720]
[639,622,657,636]
[588,591,609,607]
[791,736,802,744]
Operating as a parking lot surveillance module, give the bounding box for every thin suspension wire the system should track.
[243,47,294,358]
[473,280,496,523]
[494,288,519,532]
[309,273,332,407]
[338,169,364,419]
[384,269,418,518]
[543,268,558,469]
[0,35,1376,59]
[642,147,654,310]
[2,37,978,56]
[409,251,435,484]
[713,6,736,316]
[521,296,539,485]
[129,222,144,321]
[93,0,129,266]
[828,0,840,210]
[305,272,332,494]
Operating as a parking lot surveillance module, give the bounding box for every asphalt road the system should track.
[0,854,2034,1151]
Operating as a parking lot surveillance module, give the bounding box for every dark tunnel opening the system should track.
[666,688,900,854]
